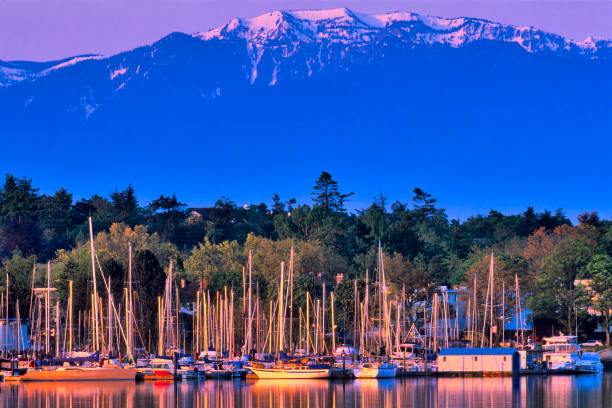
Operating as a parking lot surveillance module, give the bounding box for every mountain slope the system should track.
[0,9,610,211]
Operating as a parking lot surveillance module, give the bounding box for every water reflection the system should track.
[1,374,609,408]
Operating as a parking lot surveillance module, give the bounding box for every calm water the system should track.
[1,374,610,408]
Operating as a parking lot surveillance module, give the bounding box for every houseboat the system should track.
[542,335,580,372]
[437,348,519,376]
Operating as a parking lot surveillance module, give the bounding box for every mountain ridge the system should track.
[1,8,609,89]
[196,8,608,54]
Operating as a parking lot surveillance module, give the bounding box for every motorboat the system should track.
[353,361,397,378]
[575,352,604,373]
[137,358,175,380]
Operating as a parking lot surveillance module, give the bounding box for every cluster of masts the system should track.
[3,217,531,365]
[23,218,138,361]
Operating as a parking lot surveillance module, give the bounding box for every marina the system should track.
[0,220,605,383]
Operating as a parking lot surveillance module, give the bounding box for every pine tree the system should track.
[0,174,39,223]
[110,185,141,226]
[412,187,437,217]
[312,171,353,211]
[272,193,285,215]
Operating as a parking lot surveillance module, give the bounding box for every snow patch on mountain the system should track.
[40,55,103,75]
[0,65,29,86]
[110,67,128,80]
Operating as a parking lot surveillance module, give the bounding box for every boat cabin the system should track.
[541,335,580,370]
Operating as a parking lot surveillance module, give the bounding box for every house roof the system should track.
[439,347,517,356]
[504,310,532,331]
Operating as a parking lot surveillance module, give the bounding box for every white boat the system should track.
[353,362,397,378]
[176,367,198,380]
[390,343,429,373]
[575,352,603,374]
[542,334,580,372]
[250,363,331,379]
[137,358,175,380]
[390,343,422,360]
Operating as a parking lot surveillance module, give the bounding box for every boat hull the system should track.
[354,367,397,378]
[250,367,331,379]
[205,370,233,379]
[21,367,137,381]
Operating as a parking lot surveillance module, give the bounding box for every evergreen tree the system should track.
[412,187,437,217]
[110,185,141,226]
[38,188,75,257]
[146,194,187,243]
[0,175,41,256]
[0,174,39,223]
[271,193,285,215]
[312,171,353,211]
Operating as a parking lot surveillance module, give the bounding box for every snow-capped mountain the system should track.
[192,8,610,86]
[1,9,609,90]
[1,9,609,209]
[0,9,609,166]
[197,8,606,53]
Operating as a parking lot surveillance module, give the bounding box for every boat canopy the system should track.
[44,351,100,366]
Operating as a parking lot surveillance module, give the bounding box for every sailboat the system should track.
[352,242,397,378]
[250,257,332,380]
[20,361,137,381]
[249,362,331,379]
[21,218,137,381]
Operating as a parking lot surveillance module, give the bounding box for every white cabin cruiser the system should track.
[542,335,580,372]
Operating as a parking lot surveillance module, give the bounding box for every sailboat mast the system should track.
[331,292,336,352]
[364,269,369,353]
[502,281,505,345]
[46,261,50,353]
[55,301,60,356]
[489,253,494,347]
[289,247,294,352]
[306,292,310,354]
[247,250,253,352]
[128,243,134,359]
[322,283,326,354]
[108,276,112,356]
[88,217,100,351]
[68,280,73,354]
[277,262,284,356]
[377,242,382,350]
[353,280,358,347]
[16,300,20,355]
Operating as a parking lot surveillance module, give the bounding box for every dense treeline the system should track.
[2,172,612,343]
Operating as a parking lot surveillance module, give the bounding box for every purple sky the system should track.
[1,0,611,61]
